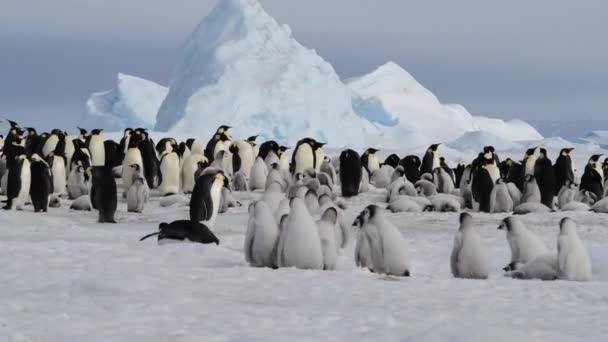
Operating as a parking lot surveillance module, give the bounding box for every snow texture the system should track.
[82,73,168,131]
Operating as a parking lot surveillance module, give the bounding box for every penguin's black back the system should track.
[30,160,51,212]
[534,155,556,208]
[104,140,124,169]
[472,167,494,213]
[420,151,434,175]
[258,140,279,160]
[580,164,603,201]
[138,139,159,189]
[553,155,574,195]
[4,157,24,209]
[204,135,220,162]
[398,155,421,183]
[454,164,466,188]
[160,220,219,244]
[231,144,242,174]
[339,149,362,197]
[383,154,400,168]
[190,172,217,222]
[92,166,117,223]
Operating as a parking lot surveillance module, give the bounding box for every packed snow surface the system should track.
[2,186,608,341]
[82,74,168,131]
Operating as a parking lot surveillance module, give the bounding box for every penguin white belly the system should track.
[278,200,324,269]
[454,230,489,278]
[202,181,224,229]
[181,154,205,193]
[249,157,268,191]
[122,148,144,188]
[485,164,501,184]
[51,157,67,195]
[15,160,31,209]
[65,139,75,171]
[294,144,314,174]
[42,135,59,157]
[367,156,380,173]
[525,156,537,176]
[89,136,105,167]
[558,236,592,281]
[279,154,289,171]
[159,153,180,196]
[371,220,410,276]
[245,201,280,268]
[314,149,325,173]
[432,154,440,171]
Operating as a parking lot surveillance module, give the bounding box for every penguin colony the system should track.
[0,120,600,281]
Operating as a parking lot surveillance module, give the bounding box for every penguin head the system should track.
[459,212,473,227]
[589,154,603,164]
[524,147,537,157]
[366,148,380,155]
[428,143,441,152]
[539,148,548,158]
[559,217,577,236]
[91,129,104,135]
[246,135,258,143]
[394,165,405,177]
[78,127,89,136]
[483,146,496,154]
[217,125,232,134]
[560,148,574,156]
[25,127,37,136]
[7,120,20,129]
[218,132,231,142]
[314,141,326,151]
[498,216,513,231]
[353,205,377,227]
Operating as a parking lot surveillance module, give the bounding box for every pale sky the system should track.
[1,0,606,130]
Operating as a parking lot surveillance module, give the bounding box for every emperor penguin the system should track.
[339,149,362,197]
[230,139,255,177]
[138,133,160,189]
[276,198,324,270]
[181,154,209,194]
[29,154,52,212]
[498,216,549,271]
[507,254,558,281]
[354,210,374,271]
[127,164,149,213]
[534,148,556,208]
[233,171,249,192]
[190,170,230,229]
[553,148,575,195]
[90,144,118,223]
[139,220,219,245]
[521,175,542,205]
[41,132,60,158]
[121,131,145,190]
[434,167,455,194]
[513,202,553,215]
[313,142,326,173]
[421,143,441,175]
[454,163,466,188]
[205,125,232,162]
[580,154,604,201]
[354,205,411,276]
[471,156,495,212]
[399,155,421,183]
[361,148,381,174]
[557,180,578,209]
[257,140,279,161]
[158,144,180,197]
[86,129,105,170]
[291,138,320,175]
[47,150,67,196]
[501,158,524,191]
[244,200,280,268]
[246,135,260,157]
[370,165,393,189]
[316,207,340,270]
[77,127,89,144]
[557,218,592,281]
[186,138,205,157]
[450,213,489,279]
[119,128,133,154]
[249,156,269,191]
[383,154,401,168]
[4,142,31,210]
[67,165,89,200]
[276,145,290,171]
[320,155,337,185]
[24,127,41,156]
[522,147,538,177]
[70,147,91,172]
[490,179,514,213]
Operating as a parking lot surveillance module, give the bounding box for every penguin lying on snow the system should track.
[140,220,219,245]
[498,216,548,272]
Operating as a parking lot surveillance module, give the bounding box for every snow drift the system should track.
[81,73,168,131]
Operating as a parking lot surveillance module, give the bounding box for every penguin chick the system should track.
[557,218,592,281]
[317,207,340,270]
[498,216,549,271]
[451,213,489,279]
[127,164,149,213]
[507,254,558,281]
[245,201,280,268]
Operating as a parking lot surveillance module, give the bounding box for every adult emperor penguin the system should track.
[127,164,149,213]
[534,148,556,208]
[292,138,320,175]
[580,154,604,201]
[139,220,219,245]
[29,154,52,212]
[41,131,60,157]
[246,135,260,156]
[138,132,160,189]
[230,139,255,177]
[498,216,549,271]
[557,218,592,281]
[47,150,67,196]
[186,138,205,156]
[278,146,291,171]
[553,148,575,195]
[421,143,441,175]
[603,158,608,180]
[90,137,118,223]
[190,170,230,229]
[249,155,269,191]
[522,147,538,176]
[204,125,232,162]
[276,197,324,270]
[471,156,495,212]
[244,200,280,268]
[383,154,401,169]
[76,127,89,144]
[450,213,489,279]
[24,127,41,156]
[354,205,411,276]
[86,129,105,169]
[119,128,133,154]
[399,155,421,183]
[3,144,30,210]
[361,148,381,174]
[121,131,144,190]
[158,144,180,196]
[339,149,362,197]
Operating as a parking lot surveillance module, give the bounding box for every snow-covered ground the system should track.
[2,182,608,341]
